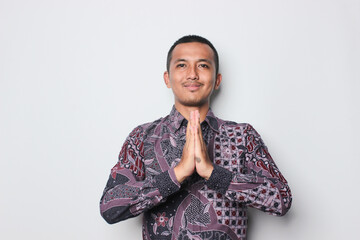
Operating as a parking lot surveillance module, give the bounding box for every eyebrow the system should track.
[173,58,212,64]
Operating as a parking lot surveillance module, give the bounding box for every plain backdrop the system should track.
[1,0,359,239]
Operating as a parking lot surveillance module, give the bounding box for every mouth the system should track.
[183,83,202,91]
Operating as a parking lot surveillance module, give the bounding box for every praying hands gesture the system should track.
[174,110,214,183]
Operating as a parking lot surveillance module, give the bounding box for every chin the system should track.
[178,98,208,107]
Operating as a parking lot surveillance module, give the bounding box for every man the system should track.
[100,35,292,240]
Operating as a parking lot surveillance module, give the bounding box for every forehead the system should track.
[171,42,215,62]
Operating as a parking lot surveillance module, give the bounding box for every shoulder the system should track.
[127,117,163,139]
[216,117,260,137]
[127,110,181,141]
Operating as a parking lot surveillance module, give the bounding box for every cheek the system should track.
[202,71,216,82]
[169,73,182,84]
[205,78,216,89]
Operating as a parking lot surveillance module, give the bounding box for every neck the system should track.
[174,102,210,122]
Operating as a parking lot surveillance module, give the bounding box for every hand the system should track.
[174,111,196,183]
[193,110,214,180]
[174,110,214,183]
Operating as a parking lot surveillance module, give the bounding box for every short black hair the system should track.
[166,35,219,75]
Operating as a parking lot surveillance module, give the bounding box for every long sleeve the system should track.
[206,124,292,216]
[99,126,180,224]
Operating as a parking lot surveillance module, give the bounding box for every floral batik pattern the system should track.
[100,106,292,239]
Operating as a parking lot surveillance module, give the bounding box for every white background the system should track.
[1,0,359,239]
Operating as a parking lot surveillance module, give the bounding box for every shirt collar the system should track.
[168,105,219,133]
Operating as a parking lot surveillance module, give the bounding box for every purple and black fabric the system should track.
[100,106,292,240]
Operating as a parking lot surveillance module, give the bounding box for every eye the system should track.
[199,64,209,68]
[176,63,186,68]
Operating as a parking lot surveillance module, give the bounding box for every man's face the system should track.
[164,42,222,109]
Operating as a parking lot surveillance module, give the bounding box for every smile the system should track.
[183,83,202,91]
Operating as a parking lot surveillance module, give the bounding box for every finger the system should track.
[196,110,203,139]
[194,111,203,162]
[189,111,196,144]
[196,110,200,124]
[186,111,193,137]
[192,110,197,128]
[188,112,195,158]
[194,125,202,163]
[193,112,198,136]
[194,110,205,147]
[192,111,199,141]
[191,110,196,132]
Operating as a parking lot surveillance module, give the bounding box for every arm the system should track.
[205,124,292,216]
[99,126,180,224]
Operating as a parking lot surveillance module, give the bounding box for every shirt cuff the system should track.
[205,165,232,194]
[153,168,181,198]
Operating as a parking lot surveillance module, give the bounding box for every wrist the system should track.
[174,165,187,183]
[204,164,214,180]
[205,165,232,194]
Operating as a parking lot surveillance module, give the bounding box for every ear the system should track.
[214,73,222,90]
[164,71,171,88]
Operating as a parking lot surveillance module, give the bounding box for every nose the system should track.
[187,64,199,80]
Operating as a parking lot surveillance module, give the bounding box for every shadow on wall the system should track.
[246,206,294,239]
[210,85,221,108]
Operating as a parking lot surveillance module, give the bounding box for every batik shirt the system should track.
[100,106,292,240]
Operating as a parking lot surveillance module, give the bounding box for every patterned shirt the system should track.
[100,106,292,240]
